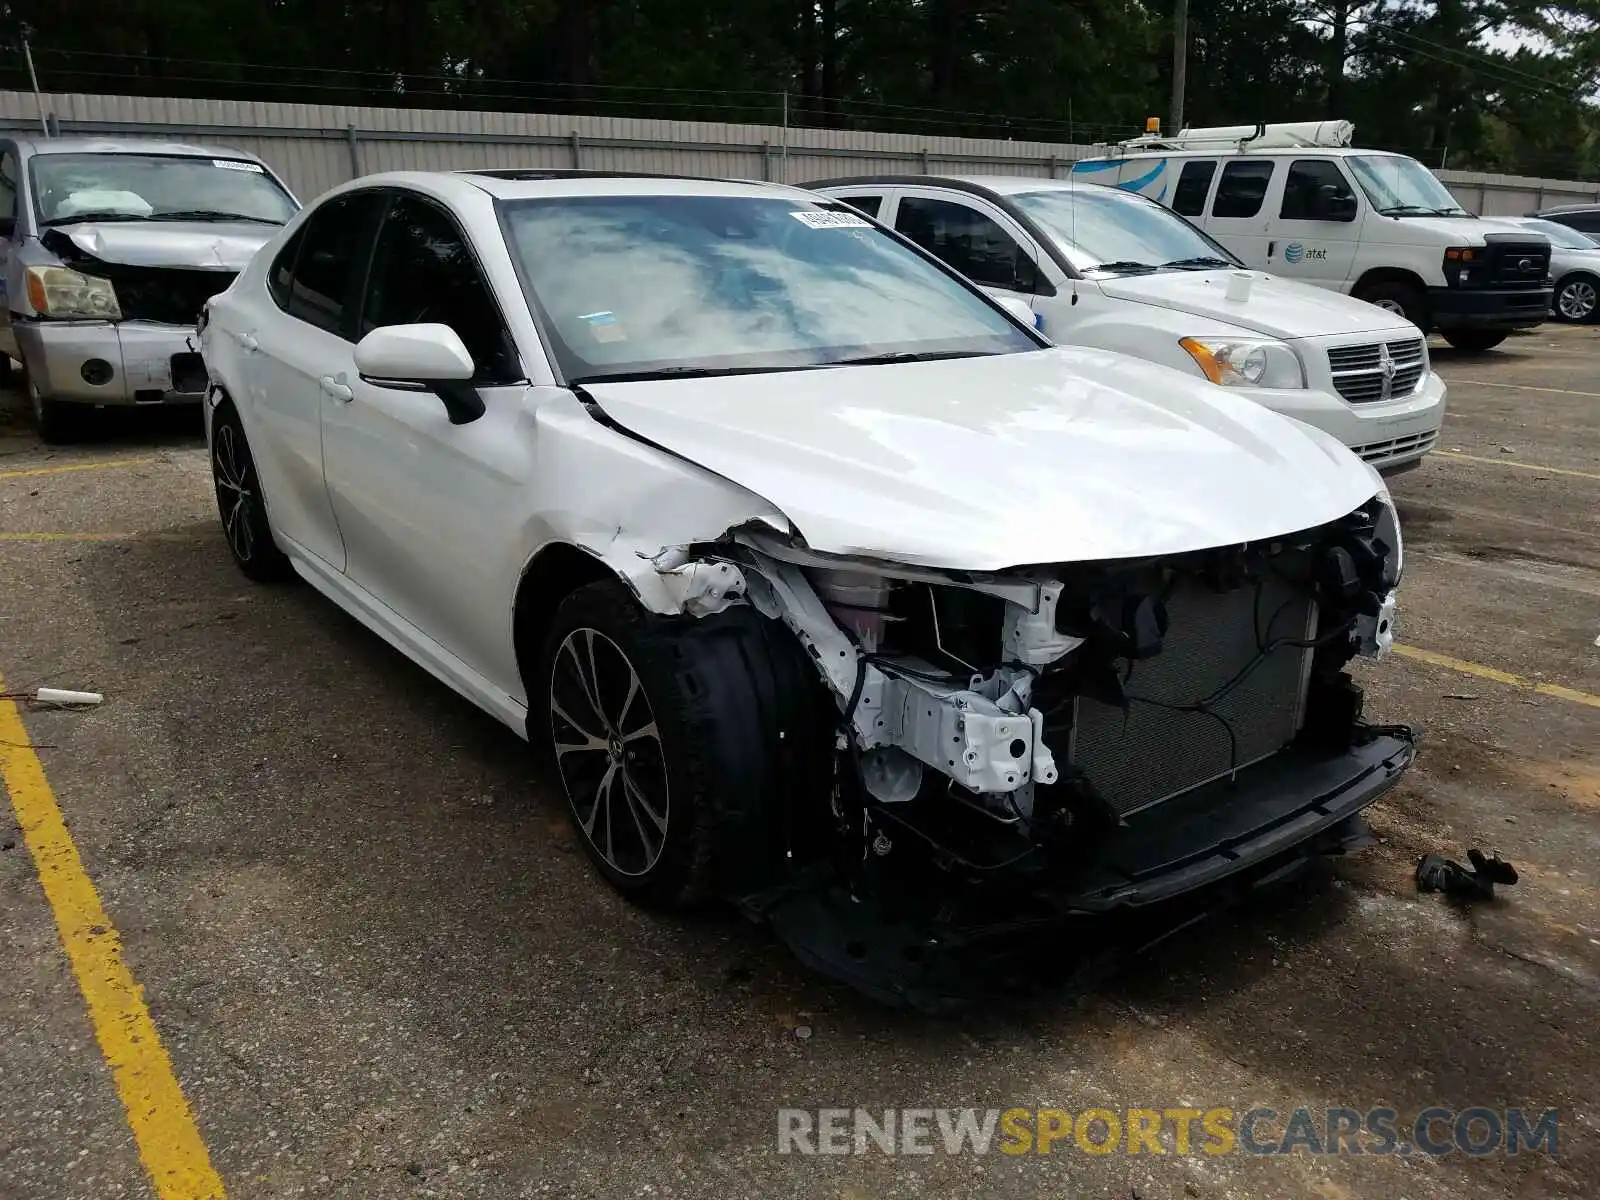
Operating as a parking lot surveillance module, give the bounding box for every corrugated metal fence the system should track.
[2,89,1597,215]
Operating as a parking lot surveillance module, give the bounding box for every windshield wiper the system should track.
[1376,204,1442,216]
[1085,260,1160,275]
[40,211,152,227]
[569,364,822,384]
[1160,255,1235,270]
[154,210,284,224]
[828,350,996,367]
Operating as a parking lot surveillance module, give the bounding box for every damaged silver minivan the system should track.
[0,137,299,440]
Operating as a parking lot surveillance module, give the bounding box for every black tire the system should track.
[0,353,13,387]
[1354,279,1429,330]
[210,398,293,582]
[28,376,82,444]
[1553,274,1599,324]
[538,578,831,908]
[1441,329,1509,353]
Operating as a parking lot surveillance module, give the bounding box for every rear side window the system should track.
[836,194,882,218]
[359,192,519,384]
[1172,161,1216,217]
[1280,159,1357,221]
[1211,160,1275,219]
[895,195,1040,292]
[284,191,386,337]
[266,226,305,310]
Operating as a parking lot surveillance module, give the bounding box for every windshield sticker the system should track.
[790,210,870,229]
[213,159,265,173]
[577,310,627,344]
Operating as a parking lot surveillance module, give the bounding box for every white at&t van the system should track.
[1070,121,1552,353]
[812,174,1445,474]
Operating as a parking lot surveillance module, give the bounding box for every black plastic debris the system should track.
[1416,848,1519,901]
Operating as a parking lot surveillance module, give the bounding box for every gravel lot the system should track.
[1,326,1597,1200]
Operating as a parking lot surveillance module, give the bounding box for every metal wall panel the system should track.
[3,90,1597,215]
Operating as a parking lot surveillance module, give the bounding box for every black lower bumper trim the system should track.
[1428,284,1552,330]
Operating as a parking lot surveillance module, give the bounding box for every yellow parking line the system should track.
[0,531,132,543]
[1435,451,1600,482]
[0,676,227,1199]
[1393,644,1600,710]
[1450,379,1600,399]
[0,456,160,482]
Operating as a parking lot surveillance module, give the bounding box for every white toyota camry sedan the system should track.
[201,169,1413,1000]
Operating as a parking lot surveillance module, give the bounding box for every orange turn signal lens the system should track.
[1179,336,1224,384]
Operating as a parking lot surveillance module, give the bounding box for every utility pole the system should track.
[1170,0,1188,133]
[23,31,49,136]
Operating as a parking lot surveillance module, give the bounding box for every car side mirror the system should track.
[1312,184,1357,222]
[354,323,485,425]
[996,295,1039,329]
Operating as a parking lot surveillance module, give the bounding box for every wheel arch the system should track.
[1352,266,1429,299]
[512,541,616,733]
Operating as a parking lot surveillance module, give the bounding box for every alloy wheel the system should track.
[1370,298,1406,315]
[549,628,669,877]
[1558,279,1597,321]
[212,423,257,563]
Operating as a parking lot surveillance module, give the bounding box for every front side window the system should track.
[1280,159,1358,221]
[1010,186,1238,277]
[29,153,299,227]
[361,193,519,383]
[500,194,1038,383]
[1172,160,1216,217]
[895,195,1040,291]
[1347,155,1467,217]
[284,191,387,337]
[1211,160,1275,219]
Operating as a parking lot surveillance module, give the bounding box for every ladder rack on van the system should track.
[1111,121,1356,154]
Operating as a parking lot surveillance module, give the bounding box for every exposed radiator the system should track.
[1067,575,1316,816]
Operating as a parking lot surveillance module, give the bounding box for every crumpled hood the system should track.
[1097,270,1413,339]
[44,221,279,270]
[583,347,1381,570]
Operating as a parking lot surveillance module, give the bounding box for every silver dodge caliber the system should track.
[0,137,299,441]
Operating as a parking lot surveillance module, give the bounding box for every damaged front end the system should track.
[18,228,251,403]
[648,494,1413,1005]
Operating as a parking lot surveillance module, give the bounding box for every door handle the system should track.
[238,333,258,352]
[319,376,353,402]
[1267,241,1276,259]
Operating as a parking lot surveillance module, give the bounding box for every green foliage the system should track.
[1,0,1597,177]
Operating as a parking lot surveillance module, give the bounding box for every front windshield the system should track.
[1519,218,1598,251]
[501,194,1039,382]
[30,153,299,226]
[1347,155,1468,216]
[1009,186,1239,276]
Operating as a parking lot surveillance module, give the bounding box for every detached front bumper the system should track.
[15,319,208,405]
[1428,285,1552,331]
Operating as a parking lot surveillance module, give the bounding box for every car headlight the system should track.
[1373,491,1403,587]
[1179,336,1304,389]
[24,266,121,320]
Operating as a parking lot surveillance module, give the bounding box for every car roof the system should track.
[810,174,1116,197]
[1078,146,1402,161]
[452,168,820,203]
[1533,202,1600,215]
[13,136,269,162]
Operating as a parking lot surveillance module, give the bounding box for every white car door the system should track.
[235,190,388,571]
[887,188,1054,322]
[319,190,530,697]
[1263,157,1362,288]
[1200,158,1279,272]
